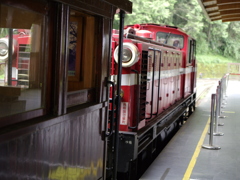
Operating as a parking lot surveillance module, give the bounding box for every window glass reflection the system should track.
[0,5,44,117]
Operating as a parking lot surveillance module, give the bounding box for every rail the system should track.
[196,80,216,105]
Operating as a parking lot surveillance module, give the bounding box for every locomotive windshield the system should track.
[156,32,184,49]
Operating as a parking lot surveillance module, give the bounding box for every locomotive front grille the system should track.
[140,51,148,120]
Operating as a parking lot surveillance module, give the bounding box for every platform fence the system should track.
[202,73,229,150]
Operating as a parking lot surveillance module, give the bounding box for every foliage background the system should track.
[113,0,240,79]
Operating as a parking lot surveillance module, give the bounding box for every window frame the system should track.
[66,9,99,108]
[0,2,50,128]
[0,2,104,127]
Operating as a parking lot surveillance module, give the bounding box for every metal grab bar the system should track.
[106,81,115,137]
[153,49,162,116]
[128,69,140,130]
[146,49,156,120]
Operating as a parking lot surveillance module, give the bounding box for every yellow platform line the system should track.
[222,111,235,113]
[182,117,210,180]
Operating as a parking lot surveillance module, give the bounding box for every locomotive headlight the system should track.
[0,42,8,56]
[114,42,139,67]
[0,38,13,63]
[122,48,132,62]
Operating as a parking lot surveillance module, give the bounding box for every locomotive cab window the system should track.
[156,32,184,49]
[188,39,195,63]
[0,4,45,118]
[67,10,97,107]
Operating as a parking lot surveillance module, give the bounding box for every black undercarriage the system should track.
[117,93,196,180]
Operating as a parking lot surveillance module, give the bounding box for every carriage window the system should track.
[0,5,45,117]
[156,32,184,49]
[67,10,97,107]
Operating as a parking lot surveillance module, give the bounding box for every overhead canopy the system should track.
[102,0,132,13]
[197,0,240,22]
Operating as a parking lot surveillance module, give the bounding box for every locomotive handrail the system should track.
[146,49,156,120]
[7,29,13,86]
[153,49,162,116]
[106,80,115,137]
[128,69,140,130]
[125,33,178,49]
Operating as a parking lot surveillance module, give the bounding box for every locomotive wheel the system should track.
[188,102,195,116]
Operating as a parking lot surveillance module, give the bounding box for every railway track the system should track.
[196,79,217,106]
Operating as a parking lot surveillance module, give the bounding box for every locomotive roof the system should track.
[138,23,186,33]
[125,23,191,38]
[136,23,180,30]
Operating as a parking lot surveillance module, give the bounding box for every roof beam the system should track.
[217,0,240,5]
[222,17,240,22]
[220,14,240,19]
[210,15,222,19]
[203,0,217,6]
[203,0,216,2]
[211,16,222,19]
[218,4,240,11]
[211,17,222,21]
[208,10,220,15]
[209,12,221,17]
[205,5,219,11]
[198,0,240,22]
[220,9,240,15]
[197,0,212,21]
[221,12,240,17]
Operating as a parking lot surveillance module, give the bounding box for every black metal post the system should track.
[213,86,224,135]
[8,28,13,86]
[202,94,221,150]
[113,10,125,180]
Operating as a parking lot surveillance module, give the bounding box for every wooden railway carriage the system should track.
[0,0,131,180]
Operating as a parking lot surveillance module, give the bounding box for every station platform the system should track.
[140,79,240,180]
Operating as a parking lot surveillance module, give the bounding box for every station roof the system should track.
[197,0,240,22]
[103,0,132,13]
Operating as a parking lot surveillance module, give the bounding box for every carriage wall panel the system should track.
[0,106,105,180]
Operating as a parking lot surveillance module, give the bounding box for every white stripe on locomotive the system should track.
[110,67,193,86]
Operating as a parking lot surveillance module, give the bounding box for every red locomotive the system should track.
[108,23,197,179]
[0,0,197,179]
[0,29,30,86]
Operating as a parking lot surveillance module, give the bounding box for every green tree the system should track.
[113,0,240,61]
[113,0,177,29]
[0,28,8,38]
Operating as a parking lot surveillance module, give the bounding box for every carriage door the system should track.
[66,9,107,180]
